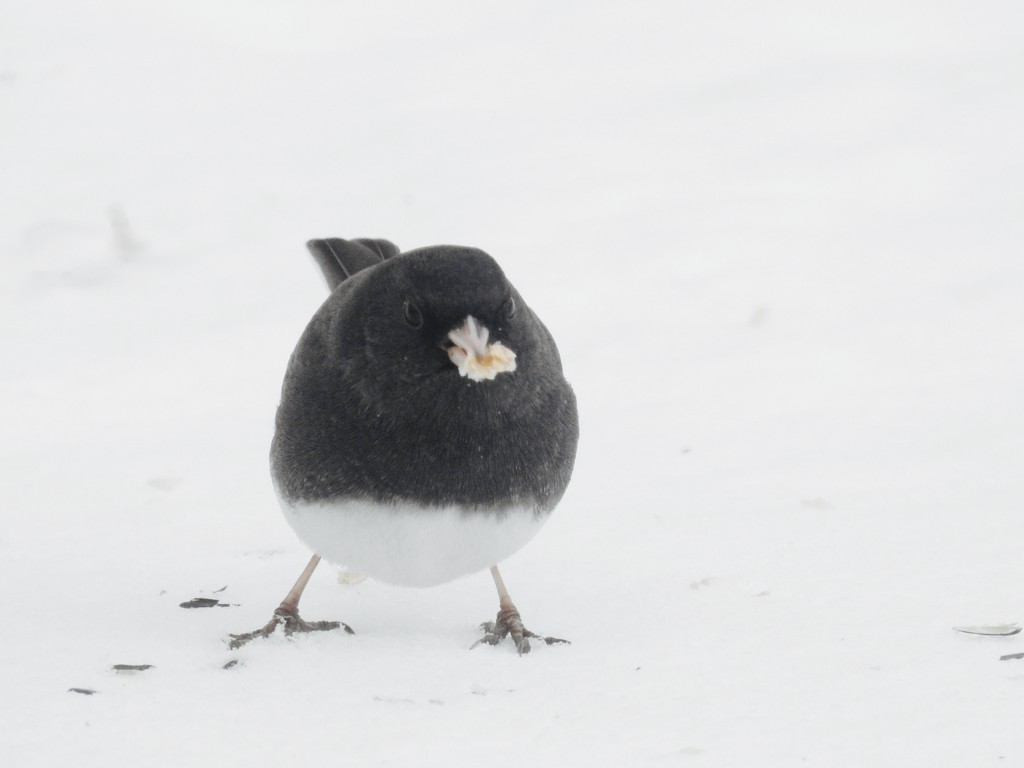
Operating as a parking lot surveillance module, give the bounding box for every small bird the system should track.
[230,238,579,654]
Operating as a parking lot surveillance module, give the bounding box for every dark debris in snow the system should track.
[180,597,235,609]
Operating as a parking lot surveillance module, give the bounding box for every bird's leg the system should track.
[471,565,569,655]
[228,554,353,649]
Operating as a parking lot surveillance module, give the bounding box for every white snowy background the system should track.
[2,1,1023,765]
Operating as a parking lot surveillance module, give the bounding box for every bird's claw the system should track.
[227,605,353,650]
[470,607,569,655]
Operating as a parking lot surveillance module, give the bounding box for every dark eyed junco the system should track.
[229,238,579,654]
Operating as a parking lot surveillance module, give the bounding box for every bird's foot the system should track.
[227,605,353,650]
[471,607,569,655]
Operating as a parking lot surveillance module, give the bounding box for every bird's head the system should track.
[320,246,558,412]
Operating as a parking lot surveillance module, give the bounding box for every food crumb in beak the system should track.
[447,316,517,382]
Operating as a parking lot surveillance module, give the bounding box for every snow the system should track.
[2,1,1023,765]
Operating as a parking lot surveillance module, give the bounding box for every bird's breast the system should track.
[279,497,549,587]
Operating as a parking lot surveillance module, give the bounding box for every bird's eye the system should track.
[403,300,423,328]
[503,296,516,320]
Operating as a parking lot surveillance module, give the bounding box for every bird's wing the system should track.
[305,238,400,292]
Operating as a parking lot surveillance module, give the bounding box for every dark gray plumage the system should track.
[272,241,578,512]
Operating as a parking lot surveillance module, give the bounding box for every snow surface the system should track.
[2,1,1024,765]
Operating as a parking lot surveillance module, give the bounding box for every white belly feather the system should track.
[280,498,548,587]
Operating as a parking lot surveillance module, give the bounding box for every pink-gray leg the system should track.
[471,565,569,655]
[228,554,353,650]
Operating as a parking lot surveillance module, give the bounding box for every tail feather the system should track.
[305,238,400,292]
[352,238,400,262]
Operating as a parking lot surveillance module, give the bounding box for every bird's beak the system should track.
[447,315,517,382]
